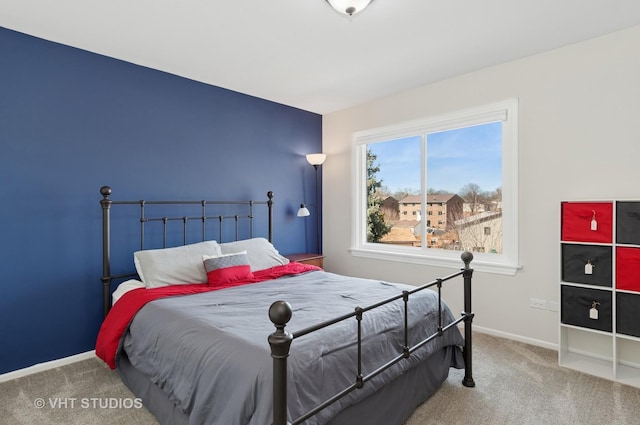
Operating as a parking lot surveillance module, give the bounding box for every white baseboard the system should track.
[473,325,559,351]
[0,350,96,383]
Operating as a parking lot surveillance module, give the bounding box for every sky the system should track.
[368,122,502,195]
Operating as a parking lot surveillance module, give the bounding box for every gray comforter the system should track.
[119,270,464,425]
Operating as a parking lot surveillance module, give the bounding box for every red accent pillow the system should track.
[203,251,254,288]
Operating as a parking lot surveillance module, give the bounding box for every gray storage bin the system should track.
[616,292,640,338]
[561,244,612,287]
[616,201,640,245]
[561,285,612,332]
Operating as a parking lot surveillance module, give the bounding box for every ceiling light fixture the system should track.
[325,0,374,16]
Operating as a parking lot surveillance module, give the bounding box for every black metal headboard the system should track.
[100,186,274,318]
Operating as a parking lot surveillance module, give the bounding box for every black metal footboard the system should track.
[268,251,475,425]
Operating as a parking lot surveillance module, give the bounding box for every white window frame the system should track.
[350,99,520,275]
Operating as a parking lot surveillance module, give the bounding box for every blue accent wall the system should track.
[0,27,322,374]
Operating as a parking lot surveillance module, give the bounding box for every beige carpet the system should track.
[406,333,640,425]
[1,332,639,424]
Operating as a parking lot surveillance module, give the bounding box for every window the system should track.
[351,100,519,275]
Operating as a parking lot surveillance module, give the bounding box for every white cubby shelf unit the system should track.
[559,200,640,388]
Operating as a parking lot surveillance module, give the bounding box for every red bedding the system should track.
[95,262,320,369]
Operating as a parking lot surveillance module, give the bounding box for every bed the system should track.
[95,186,475,425]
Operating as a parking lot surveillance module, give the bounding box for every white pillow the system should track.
[134,240,222,288]
[219,237,289,272]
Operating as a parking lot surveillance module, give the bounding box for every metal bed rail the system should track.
[268,251,475,425]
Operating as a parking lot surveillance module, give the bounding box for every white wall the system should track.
[322,25,640,348]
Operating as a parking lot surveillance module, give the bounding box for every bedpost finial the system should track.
[100,186,112,198]
[269,300,292,326]
[461,251,473,268]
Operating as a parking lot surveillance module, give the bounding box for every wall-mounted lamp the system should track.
[325,0,374,16]
[297,204,311,217]
[297,202,319,253]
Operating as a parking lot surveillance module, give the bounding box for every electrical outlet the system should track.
[530,298,546,309]
[546,301,559,312]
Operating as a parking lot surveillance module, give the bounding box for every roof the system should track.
[387,220,421,228]
[399,194,460,204]
[454,211,503,227]
[380,227,418,244]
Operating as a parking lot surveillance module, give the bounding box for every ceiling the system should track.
[2,1,640,114]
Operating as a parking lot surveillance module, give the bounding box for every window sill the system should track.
[349,246,521,276]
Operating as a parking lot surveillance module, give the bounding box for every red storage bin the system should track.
[616,247,640,292]
[561,202,613,243]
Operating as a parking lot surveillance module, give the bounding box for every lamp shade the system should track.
[297,204,311,217]
[306,153,326,166]
[325,0,373,16]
